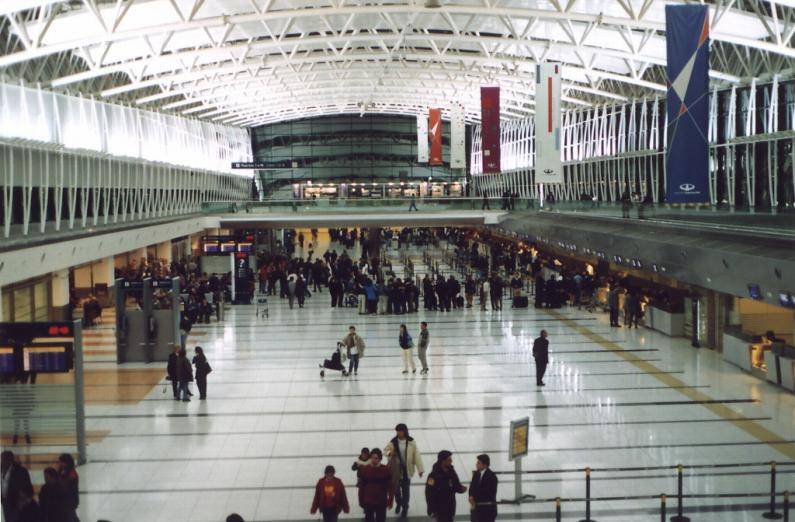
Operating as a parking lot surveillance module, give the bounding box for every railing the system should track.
[495,461,794,521]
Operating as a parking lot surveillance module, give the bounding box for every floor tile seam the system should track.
[85,396,753,416]
[547,309,795,461]
[83,439,795,463]
[97,417,771,437]
[77,370,688,387]
[97,384,711,402]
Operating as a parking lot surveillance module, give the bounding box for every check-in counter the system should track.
[646,305,685,337]
[724,328,795,393]
[723,329,754,372]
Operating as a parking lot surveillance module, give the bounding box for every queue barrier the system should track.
[493,460,795,520]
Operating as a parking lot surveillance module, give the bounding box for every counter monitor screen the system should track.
[22,344,72,373]
[221,242,237,253]
[748,284,762,300]
[0,346,15,373]
[237,242,253,253]
[203,242,220,253]
[779,292,795,308]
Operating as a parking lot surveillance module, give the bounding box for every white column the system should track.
[51,268,71,320]
[156,241,172,264]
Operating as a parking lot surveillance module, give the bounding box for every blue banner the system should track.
[665,5,710,204]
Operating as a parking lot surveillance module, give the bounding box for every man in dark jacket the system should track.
[166,345,180,399]
[425,450,466,522]
[1,451,34,522]
[468,454,498,522]
[532,330,549,386]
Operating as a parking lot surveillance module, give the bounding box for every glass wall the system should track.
[2,277,51,322]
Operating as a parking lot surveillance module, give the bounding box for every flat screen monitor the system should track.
[203,243,220,253]
[22,344,73,373]
[747,284,762,300]
[237,242,253,253]
[220,242,237,253]
[779,292,794,308]
[0,346,15,373]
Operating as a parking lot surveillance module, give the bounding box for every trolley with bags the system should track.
[319,342,349,378]
[256,292,269,318]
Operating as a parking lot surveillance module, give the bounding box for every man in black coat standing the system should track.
[1,450,34,522]
[532,330,549,386]
[468,454,498,522]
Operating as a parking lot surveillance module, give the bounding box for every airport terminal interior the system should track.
[1,1,795,521]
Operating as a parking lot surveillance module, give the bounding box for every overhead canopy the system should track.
[1,0,793,127]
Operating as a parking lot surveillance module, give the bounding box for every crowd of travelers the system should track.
[310,424,498,522]
[1,451,80,522]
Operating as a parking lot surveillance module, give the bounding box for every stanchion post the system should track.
[764,462,784,519]
[579,467,596,522]
[661,494,666,522]
[555,497,561,522]
[783,491,789,522]
[670,464,690,522]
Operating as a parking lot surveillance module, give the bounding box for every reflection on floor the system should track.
[14,239,795,522]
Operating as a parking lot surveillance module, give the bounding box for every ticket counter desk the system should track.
[723,328,795,392]
[645,304,685,337]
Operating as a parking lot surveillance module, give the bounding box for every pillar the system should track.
[93,256,116,306]
[51,269,71,321]
[155,241,172,265]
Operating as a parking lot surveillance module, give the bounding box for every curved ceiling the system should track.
[1,0,793,127]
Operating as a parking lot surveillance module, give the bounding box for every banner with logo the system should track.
[417,113,429,163]
[450,103,466,169]
[480,87,501,173]
[665,4,710,203]
[535,63,563,184]
[429,108,443,166]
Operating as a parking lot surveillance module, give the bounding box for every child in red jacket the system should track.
[311,465,350,522]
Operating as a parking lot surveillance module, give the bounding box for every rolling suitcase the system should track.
[513,296,529,308]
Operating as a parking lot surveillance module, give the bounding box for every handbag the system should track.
[204,362,213,374]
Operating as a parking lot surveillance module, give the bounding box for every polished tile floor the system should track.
[42,239,795,521]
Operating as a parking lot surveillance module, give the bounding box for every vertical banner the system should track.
[535,63,563,183]
[417,113,429,163]
[429,108,443,166]
[450,103,466,169]
[480,87,501,173]
[665,4,710,203]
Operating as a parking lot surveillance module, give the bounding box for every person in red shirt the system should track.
[311,465,350,522]
[357,448,394,522]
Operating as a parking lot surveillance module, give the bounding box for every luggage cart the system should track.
[256,293,269,318]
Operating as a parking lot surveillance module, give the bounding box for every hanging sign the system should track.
[429,108,443,166]
[535,63,563,184]
[450,103,466,169]
[417,113,429,163]
[480,87,501,173]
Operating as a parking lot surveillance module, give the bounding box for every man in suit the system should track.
[1,450,34,522]
[532,330,549,386]
[468,454,498,522]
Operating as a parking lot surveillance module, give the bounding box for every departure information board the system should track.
[0,346,15,373]
[22,345,71,372]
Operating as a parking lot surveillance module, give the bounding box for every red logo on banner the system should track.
[429,108,443,166]
[480,87,501,173]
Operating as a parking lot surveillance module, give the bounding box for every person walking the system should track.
[176,347,193,401]
[357,448,394,522]
[398,324,416,374]
[1,451,33,522]
[417,322,430,374]
[468,454,498,522]
[532,330,549,387]
[608,285,621,327]
[287,273,298,309]
[192,346,212,400]
[310,465,350,522]
[384,424,425,517]
[56,453,79,522]
[464,276,475,308]
[341,326,366,376]
[408,195,418,212]
[296,275,308,308]
[39,467,67,522]
[425,450,467,522]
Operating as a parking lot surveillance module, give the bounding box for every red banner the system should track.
[480,87,501,173]
[429,108,443,166]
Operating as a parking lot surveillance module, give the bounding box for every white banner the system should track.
[450,103,466,169]
[535,63,563,183]
[417,113,429,163]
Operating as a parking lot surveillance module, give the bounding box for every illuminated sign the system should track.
[0,346,15,373]
[22,344,72,373]
[508,417,530,461]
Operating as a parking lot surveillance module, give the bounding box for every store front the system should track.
[1,276,52,322]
